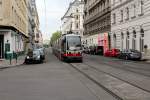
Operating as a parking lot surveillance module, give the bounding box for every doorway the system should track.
[0,35,4,59]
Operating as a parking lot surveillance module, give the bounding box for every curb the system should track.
[0,63,24,70]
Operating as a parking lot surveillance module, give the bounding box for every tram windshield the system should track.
[67,36,81,51]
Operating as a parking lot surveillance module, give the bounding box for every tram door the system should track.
[0,35,4,59]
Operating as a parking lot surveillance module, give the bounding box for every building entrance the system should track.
[0,35,4,59]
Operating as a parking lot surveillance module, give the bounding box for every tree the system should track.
[50,31,61,46]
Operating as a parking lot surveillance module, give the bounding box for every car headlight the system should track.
[37,56,40,59]
[130,54,134,56]
[27,56,30,59]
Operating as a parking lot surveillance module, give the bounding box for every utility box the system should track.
[6,51,13,60]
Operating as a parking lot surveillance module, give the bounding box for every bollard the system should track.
[16,53,18,63]
[9,55,12,65]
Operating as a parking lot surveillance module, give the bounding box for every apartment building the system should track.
[111,0,150,57]
[61,0,84,37]
[0,0,28,59]
[83,0,111,53]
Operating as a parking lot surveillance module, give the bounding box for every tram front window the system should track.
[67,36,81,51]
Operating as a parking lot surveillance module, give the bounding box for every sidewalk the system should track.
[0,56,25,68]
[141,53,150,63]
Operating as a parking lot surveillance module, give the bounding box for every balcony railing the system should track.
[84,7,111,25]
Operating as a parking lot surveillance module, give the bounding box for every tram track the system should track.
[83,62,150,93]
[69,63,123,100]
[85,56,150,77]
[69,62,150,100]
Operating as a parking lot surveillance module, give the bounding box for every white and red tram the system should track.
[52,33,83,62]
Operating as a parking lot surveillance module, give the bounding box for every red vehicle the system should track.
[104,50,112,57]
[104,48,120,57]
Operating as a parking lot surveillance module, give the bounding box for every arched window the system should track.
[132,30,136,50]
[121,32,124,50]
[126,7,129,20]
[139,0,144,15]
[140,28,144,52]
[126,31,130,49]
[113,34,117,48]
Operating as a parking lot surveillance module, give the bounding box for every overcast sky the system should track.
[36,0,73,40]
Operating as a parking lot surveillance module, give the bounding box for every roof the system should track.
[61,0,84,20]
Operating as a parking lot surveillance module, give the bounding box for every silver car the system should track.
[25,49,43,64]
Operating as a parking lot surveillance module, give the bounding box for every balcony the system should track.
[89,0,101,10]
[84,7,111,25]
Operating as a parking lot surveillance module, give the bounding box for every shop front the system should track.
[98,33,110,55]
[0,35,4,59]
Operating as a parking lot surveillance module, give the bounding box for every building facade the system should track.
[61,0,84,38]
[27,0,36,49]
[35,30,43,48]
[83,0,111,53]
[0,0,28,59]
[111,0,150,57]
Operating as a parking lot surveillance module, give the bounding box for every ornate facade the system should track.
[83,0,111,48]
[0,0,28,59]
[111,0,150,58]
[61,0,84,37]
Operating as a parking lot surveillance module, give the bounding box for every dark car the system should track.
[83,47,90,54]
[118,49,142,60]
[95,46,103,55]
[89,46,96,55]
[25,49,43,64]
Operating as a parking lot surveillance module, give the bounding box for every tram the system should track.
[52,33,83,62]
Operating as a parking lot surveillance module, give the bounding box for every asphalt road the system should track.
[0,49,100,100]
[0,48,150,100]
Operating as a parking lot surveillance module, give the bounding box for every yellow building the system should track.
[0,0,28,59]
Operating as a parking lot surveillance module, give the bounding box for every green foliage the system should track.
[50,31,61,45]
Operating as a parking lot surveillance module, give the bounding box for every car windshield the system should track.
[67,36,81,50]
[33,50,40,55]
[130,49,139,53]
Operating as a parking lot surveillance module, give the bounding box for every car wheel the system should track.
[125,56,128,60]
[79,59,83,63]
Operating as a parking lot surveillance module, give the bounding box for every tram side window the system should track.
[61,37,66,52]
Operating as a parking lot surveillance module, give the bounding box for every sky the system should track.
[36,0,73,40]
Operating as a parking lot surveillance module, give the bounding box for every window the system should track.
[120,10,123,22]
[76,9,79,13]
[138,0,144,16]
[76,23,79,29]
[132,30,136,50]
[121,32,124,50]
[112,0,115,5]
[75,15,79,20]
[0,0,2,19]
[140,28,144,52]
[126,31,130,49]
[133,5,136,17]
[112,13,116,24]
[126,7,129,20]
[113,34,117,48]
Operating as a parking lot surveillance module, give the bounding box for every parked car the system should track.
[25,49,44,64]
[104,50,112,57]
[83,47,90,54]
[118,49,142,60]
[89,46,96,55]
[110,49,120,57]
[38,48,45,60]
[95,46,103,55]
[104,48,120,57]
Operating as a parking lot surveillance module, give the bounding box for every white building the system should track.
[111,0,150,57]
[61,0,84,37]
